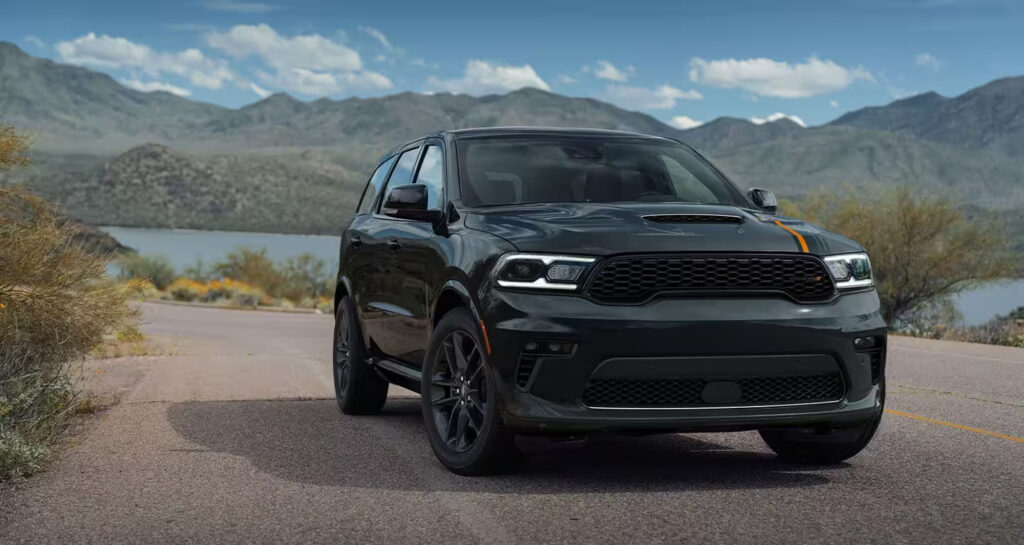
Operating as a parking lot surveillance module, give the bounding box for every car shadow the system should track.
[166,398,837,493]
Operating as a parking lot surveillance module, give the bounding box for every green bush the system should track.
[116,254,176,290]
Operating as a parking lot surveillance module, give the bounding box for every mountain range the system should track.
[1,41,1022,237]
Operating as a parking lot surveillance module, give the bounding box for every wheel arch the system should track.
[431,280,481,332]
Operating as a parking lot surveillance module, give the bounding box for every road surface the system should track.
[2,302,1021,544]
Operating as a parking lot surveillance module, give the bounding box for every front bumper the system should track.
[480,287,886,433]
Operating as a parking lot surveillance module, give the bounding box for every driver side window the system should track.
[377,146,421,213]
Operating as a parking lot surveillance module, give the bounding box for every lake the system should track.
[103,226,1024,325]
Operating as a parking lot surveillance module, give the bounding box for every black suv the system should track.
[333,127,886,475]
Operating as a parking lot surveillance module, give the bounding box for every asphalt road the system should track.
[2,302,1021,544]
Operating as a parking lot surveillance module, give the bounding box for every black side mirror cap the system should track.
[382,184,443,223]
[746,187,778,214]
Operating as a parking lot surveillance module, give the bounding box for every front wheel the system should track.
[760,382,884,464]
[421,308,518,475]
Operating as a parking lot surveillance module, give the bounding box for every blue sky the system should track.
[6,0,1024,127]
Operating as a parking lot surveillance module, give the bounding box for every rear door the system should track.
[360,144,423,359]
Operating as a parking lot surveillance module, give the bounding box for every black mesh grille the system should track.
[588,254,836,303]
[642,214,742,224]
[868,350,884,384]
[581,374,843,407]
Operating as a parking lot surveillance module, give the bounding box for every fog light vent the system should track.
[515,355,539,388]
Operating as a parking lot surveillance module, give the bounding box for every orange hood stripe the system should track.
[774,220,809,253]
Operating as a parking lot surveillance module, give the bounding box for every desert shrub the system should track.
[166,278,208,302]
[116,254,176,290]
[121,277,160,301]
[0,186,136,480]
[280,253,333,302]
[787,186,1018,327]
[213,247,285,297]
[946,307,1024,348]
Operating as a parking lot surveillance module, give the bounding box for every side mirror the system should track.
[382,184,443,223]
[746,187,778,214]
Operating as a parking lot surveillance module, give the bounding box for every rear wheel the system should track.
[421,308,518,475]
[334,296,388,415]
[760,381,885,464]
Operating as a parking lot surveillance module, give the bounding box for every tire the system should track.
[333,296,388,415]
[759,381,885,464]
[421,308,518,475]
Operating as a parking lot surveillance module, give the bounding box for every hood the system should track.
[463,202,864,256]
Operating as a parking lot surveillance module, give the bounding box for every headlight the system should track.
[492,253,596,291]
[823,253,873,289]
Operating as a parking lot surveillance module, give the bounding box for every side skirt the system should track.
[371,358,423,394]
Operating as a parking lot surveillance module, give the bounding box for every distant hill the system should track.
[28,144,363,234]
[830,76,1024,155]
[2,40,1023,235]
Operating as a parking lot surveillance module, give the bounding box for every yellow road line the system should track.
[773,220,809,253]
[885,409,1024,444]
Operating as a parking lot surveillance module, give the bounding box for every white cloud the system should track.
[669,116,703,130]
[258,67,392,96]
[750,112,806,127]
[557,74,576,84]
[689,56,874,98]
[55,33,234,89]
[409,58,438,70]
[121,78,192,97]
[915,52,942,69]
[250,82,272,98]
[359,26,396,52]
[201,2,278,12]
[591,60,633,82]
[600,84,702,110]
[24,35,46,48]
[830,100,839,107]
[426,60,549,95]
[205,24,394,97]
[206,24,361,72]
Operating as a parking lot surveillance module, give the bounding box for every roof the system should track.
[379,126,674,164]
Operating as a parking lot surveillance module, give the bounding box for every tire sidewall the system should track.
[421,309,505,472]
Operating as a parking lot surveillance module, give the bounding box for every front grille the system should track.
[587,254,836,303]
[581,373,843,408]
[642,214,742,224]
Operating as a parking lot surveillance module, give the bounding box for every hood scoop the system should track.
[641,213,743,224]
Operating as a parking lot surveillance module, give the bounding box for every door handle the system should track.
[386,239,402,250]
[349,235,362,247]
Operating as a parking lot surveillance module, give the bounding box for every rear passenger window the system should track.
[415,145,444,210]
[356,156,397,215]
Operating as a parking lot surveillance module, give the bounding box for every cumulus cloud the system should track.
[121,78,192,97]
[750,112,806,127]
[669,116,703,130]
[56,33,234,89]
[830,100,839,107]
[591,60,634,82]
[201,1,278,12]
[600,84,702,110]
[689,56,873,98]
[206,24,393,96]
[207,24,361,72]
[915,53,941,69]
[426,60,549,95]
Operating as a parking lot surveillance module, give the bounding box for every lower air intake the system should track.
[581,373,843,408]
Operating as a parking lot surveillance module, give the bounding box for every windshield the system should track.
[457,137,748,207]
